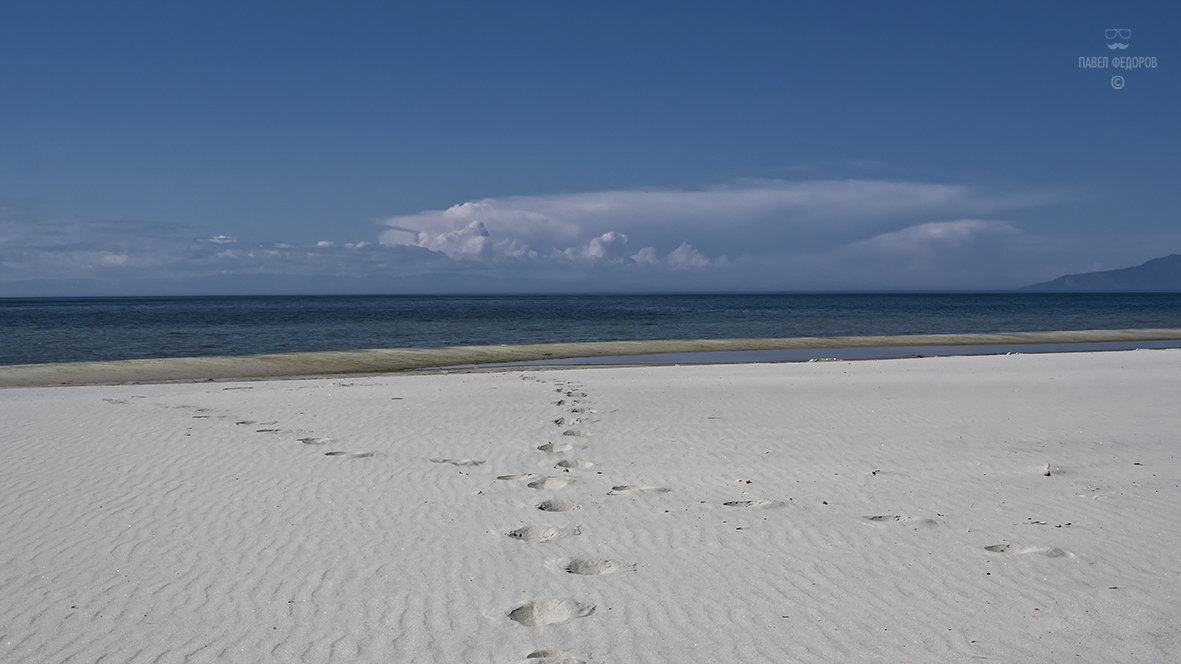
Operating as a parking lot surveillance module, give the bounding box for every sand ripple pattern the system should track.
[3,352,1180,662]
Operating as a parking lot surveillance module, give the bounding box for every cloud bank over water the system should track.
[3,179,1156,295]
[377,179,1032,266]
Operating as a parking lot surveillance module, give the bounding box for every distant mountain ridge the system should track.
[1024,254,1181,291]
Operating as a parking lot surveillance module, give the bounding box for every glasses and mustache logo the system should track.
[1106,28,1131,49]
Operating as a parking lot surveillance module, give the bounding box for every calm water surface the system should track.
[3,293,1181,365]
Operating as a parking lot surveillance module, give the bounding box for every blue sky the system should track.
[2,1,1178,295]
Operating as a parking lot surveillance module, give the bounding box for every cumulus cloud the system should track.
[379,179,1047,270]
[557,231,632,263]
[582,231,629,261]
[631,246,660,266]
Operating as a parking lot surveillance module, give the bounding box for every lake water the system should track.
[4,292,1181,366]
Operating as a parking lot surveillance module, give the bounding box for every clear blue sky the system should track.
[2,1,1178,295]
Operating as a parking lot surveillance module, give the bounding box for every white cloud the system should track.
[631,246,660,266]
[379,179,1046,268]
[583,231,628,261]
[557,231,632,263]
[794,219,1029,289]
[0,215,453,291]
[846,219,1019,254]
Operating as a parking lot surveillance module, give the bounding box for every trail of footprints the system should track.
[487,376,674,662]
[100,386,389,460]
[102,376,1076,662]
[490,378,1075,664]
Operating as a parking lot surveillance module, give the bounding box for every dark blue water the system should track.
[3,293,1181,366]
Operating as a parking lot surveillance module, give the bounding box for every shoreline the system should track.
[474,338,1181,369]
[3,327,1181,388]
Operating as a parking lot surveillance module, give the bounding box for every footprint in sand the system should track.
[498,473,538,481]
[506,525,582,543]
[298,437,332,445]
[553,417,580,426]
[555,459,594,470]
[561,430,590,437]
[608,485,671,495]
[527,477,572,490]
[507,599,595,626]
[538,499,581,513]
[551,557,635,576]
[430,458,486,466]
[323,451,378,459]
[538,442,574,453]
[565,391,588,398]
[984,543,1074,558]
[863,514,937,526]
[521,649,587,664]
[722,499,786,509]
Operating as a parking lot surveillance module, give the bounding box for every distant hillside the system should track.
[1024,254,1181,291]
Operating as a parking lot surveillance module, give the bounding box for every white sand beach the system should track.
[2,349,1180,662]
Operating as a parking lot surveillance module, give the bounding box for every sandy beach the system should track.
[2,349,1179,662]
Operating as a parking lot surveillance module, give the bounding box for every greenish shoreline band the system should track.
[3,328,1181,388]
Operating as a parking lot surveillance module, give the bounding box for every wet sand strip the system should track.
[3,327,1181,388]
